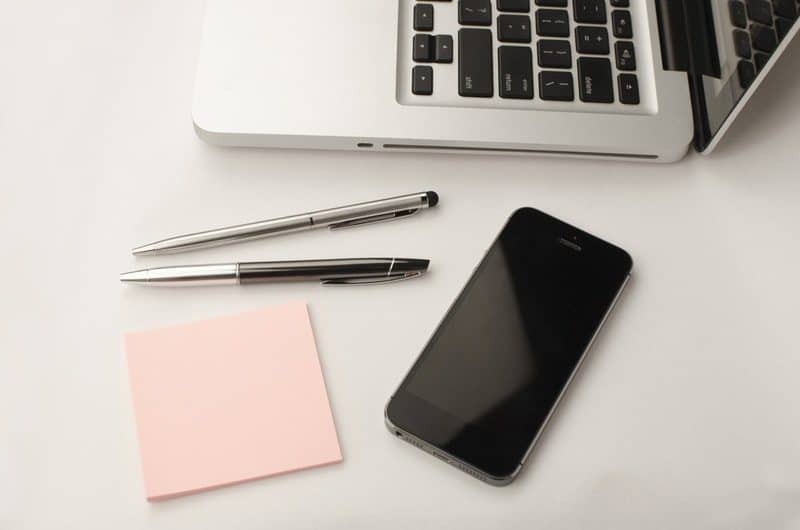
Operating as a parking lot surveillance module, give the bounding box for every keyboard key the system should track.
[772,0,798,18]
[733,29,752,58]
[610,0,629,6]
[536,9,570,36]
[412,66,434,95]
[435,35,454,62]
[754,51,770,71]
[498,15,532,42]
[539,71,574,100]
[746,0,773,24]
[611,10,633,38]
[578,57,613,102]
[730,1,748,27]
[536,0,567,6]
[776,17,793,39]
[750,23,777,51]
[498,46,534,99]
[459,0,492,25]
[574,0,607,23]
[413,34,435,62]
[576,26,610,54]
[617,74,639,104]
[459,28,494,97]
[737,59,756,88]
[414,4,434,31]
[615,41,636,70]
[498,0,530,12]
[538,39,572,68]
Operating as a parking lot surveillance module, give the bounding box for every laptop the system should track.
[192,0,799,162]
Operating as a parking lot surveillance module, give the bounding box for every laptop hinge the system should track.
[655,0,721,151]
[655,0,720,77]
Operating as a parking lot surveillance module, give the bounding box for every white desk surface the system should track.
[3,3,800,529]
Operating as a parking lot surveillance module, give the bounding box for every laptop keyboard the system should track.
[406,0,641,106]
[730,0,798,89]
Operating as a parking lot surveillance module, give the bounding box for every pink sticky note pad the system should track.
[125,302,342,501]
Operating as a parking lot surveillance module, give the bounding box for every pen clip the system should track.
[328,209,421,230]
[321,271,423,286]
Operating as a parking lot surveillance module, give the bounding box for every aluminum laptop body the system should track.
[192,0,799,162]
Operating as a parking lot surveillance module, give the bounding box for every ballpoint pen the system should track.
[119,258,430,286]
[132,191,439,255]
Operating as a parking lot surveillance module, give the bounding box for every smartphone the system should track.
[385,208,633,485]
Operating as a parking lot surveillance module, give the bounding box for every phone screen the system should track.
[387,208,632,481]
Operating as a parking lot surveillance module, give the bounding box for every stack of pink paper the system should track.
[125,302,342,501]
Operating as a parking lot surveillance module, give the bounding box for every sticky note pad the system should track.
[125,302,342,501]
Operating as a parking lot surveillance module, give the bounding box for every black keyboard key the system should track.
[412,66,434,95]
[458,28,494,97]
[737,59,756,88]
[576,26,610,54]
[498,15,532,42]
[459,0,492,25]
[776,16,793,39]
[536,9,570,36]
[746,0,773,24]
[730,1,748,27]
[498,46,534,99]
[618,74,639,104]
[615,41,636,70]
[536,0,567,6]
[733,29,752,58]
[539,71,574,100]
[538,39,572,68]
[498,0,530,12]
[578,57,613,102]
[435,35,454,62]
[611,10,633,38]
[574,0,607,23]
[610,0,629,6]
[413,34,435,62]
[773,0,798,18]
[750,23,778,51]
[754,51,771,71]
[414,4,434,31]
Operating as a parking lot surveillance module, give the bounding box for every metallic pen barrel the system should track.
[120,258,430,286]
[119,264,239,286]
[132,191,438,256]
[131,215,312,255]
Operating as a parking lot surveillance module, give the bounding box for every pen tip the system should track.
[131,243,159,256]
[120,270,149,283]
[425,191,439,208]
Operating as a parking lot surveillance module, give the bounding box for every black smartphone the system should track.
[385,208,633,485]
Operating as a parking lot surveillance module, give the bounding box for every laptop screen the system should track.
[701,0,797,137]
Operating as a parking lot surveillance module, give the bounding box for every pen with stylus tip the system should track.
[120,258,430,286]
[131,191,439,255]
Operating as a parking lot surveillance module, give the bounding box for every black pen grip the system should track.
[238,259,392,283]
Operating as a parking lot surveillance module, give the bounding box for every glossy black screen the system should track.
[388,208,632,479]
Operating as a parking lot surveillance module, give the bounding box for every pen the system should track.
[132,191,439,255]
[119,258,430,286]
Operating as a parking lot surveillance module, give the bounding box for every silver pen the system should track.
[132,191,439,255]
[120,258,430,286]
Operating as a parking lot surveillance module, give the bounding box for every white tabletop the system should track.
[3,2,800,529]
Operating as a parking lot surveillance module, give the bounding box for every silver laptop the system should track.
[192,0,799,162]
